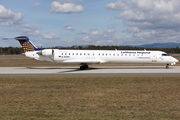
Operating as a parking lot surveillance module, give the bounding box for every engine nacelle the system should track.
[40,49,54,56]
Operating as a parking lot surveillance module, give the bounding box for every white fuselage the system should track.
[25,49,178,65]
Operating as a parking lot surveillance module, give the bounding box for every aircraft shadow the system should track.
[96,67,167,69]
[25,66,167,70]
[26,67,67,69]
[25,67,97,73]
[24,66,169,73]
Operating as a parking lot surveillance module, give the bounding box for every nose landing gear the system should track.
[166,64,169,69]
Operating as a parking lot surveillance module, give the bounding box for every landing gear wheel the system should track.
[84,65,88,69]
[166,64,169,69]
[80,66,85,70]
[80,65,89,70]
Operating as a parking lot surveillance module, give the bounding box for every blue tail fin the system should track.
[14,36,42,52]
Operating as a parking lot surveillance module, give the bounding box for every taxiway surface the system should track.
[0,66,180,77]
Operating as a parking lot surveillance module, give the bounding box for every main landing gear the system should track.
[166,64,169,69]
[80,64,89,70]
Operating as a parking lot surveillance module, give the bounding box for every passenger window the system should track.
[72,53,74,55]
[113,54,115,56]
[76,53,78,55]
[117,54,119,56]
[65,53,67,55]
[84,53,86,55]
[80,53,82,55]
[62,53,63,55]
[121,54,123,56]
[69,53,71,55]
[109,54,111,56]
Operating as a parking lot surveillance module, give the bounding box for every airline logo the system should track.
[20,41,35,52]
[121,51,151,54]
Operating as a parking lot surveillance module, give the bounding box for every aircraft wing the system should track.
[62,59,102,65]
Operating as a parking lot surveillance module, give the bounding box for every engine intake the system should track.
[37,49,54,56]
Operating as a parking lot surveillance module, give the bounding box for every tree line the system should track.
[0,47,24,55]
[0,46,180,55]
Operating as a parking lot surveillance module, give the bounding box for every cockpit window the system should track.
[162,54,170,56]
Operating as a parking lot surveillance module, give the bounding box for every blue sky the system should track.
[1,0,180,47]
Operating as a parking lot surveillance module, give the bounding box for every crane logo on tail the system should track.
[20,41,35,52]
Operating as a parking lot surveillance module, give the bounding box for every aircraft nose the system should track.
[173,58,179,63]
[175,58,179,63]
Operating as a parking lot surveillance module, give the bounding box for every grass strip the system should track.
[0,77,180,119]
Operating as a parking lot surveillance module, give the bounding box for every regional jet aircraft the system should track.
[3,36,179,70]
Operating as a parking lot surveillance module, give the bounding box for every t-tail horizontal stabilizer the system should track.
[3,36,43,52]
